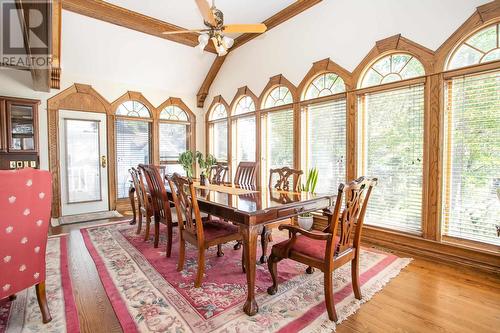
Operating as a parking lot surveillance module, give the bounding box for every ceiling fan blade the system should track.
[162,29,204,35]
[195,0,217,27]
[223,24,267,34]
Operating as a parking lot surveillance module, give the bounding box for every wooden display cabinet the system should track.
[0,96,40,170]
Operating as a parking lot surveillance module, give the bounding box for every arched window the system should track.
[208,102,228,163]
[116,101,151,118]
[442,22,500,246]
[302,73,347,193]
[115,100,151,198]
[358,53,425,234]
[234,96,256,115]
[360,53,425,88]
[304,73,346,100]
[158,104,192,175]
[447,23,500,70]
[232,95,257,170]
[263,86,293,108]
[160,105,188,121]
[261,85,295,187]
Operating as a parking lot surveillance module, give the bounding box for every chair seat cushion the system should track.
[274,233,339,261]
[203,219,240,241]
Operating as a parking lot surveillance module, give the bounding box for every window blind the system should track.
[306,99,346,194]
[115,119,150,198]
[443,70,500,246]
[235,116,256,164]
[159,123,187,161]
[263,109,294,187]
[212,120,228,161]
[359,84,424,234]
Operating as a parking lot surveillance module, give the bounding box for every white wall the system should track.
[205,0,490,109]
[0,10,216,170]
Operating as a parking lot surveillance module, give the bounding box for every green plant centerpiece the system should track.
[297,167,319,230]
[178,150,195,178]
[196,151,217,185]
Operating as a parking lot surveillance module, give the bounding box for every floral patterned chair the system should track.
[0,168,53,323]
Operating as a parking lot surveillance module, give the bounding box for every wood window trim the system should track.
[435,1,500,71]
[203,2,500,272]
[297,58,354,96]
[258,74,299,109]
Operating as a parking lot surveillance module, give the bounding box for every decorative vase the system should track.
[200,173,207,186]
[297,215,314,230]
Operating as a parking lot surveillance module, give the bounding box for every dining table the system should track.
[180,181,336,316]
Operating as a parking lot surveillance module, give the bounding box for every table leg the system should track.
[242,225,260,316]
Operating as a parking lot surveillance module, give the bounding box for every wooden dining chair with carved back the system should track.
[167,173,244,288]
[233,161,258,188]
[140,164,178,257]
[130,167,155,240]
[267,176,377,322]
[258,167,304,263]
[209,163,229,185]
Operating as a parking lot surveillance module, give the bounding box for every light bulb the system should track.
[222,36,234,49]
[198,33,209,45]
[216,44,228,56]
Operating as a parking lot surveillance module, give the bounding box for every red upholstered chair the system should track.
[267,177,377,322]
[0,168,53,323]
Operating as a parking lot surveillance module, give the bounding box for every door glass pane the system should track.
[159,123,187,162]
[116,120,150,198]
[10,104,34,150]
[235,116,256,164]
[65,119,101,203]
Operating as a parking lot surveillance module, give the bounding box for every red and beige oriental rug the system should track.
[81,222,411,332]
[0,235,79,333]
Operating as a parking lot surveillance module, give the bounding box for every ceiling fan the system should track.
[162,0,267,56]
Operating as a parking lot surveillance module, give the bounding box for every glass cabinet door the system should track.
[7,102,37,152]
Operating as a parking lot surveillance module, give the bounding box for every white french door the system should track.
[59,110,109,215]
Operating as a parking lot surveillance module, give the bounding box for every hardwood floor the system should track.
[50,217,500,333]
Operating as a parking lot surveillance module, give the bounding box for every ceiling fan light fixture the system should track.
[198,33,210,46]
[222,35,234,49]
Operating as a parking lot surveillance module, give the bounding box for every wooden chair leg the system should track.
[177,236,186,272]
[194,249,205,288]
[128,186,136,225]
[352,256,362,300]
[166,222,173,257]
[153,219,160,248]
[136,209,143,235]
[217,244,224,257]
[267,254,280,295]
[35,281,52,324]
[144,214,151,241]
[260,227,271,264]
[233,240,242,250]
[324,270,338,322]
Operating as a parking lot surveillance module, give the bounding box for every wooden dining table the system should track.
[184,181,336,316]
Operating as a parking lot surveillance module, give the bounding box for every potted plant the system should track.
[196,151,217,185]
[178,150,195,178]
[297,168,319,230]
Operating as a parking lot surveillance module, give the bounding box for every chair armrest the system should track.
[278,225,331,240]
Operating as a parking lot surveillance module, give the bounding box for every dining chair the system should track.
[258,167,304,263]
[267,176,377,322]
[233,161,258,187]
[0,168,53,323]
[130,167,154,241]
[140,164,178,256]
[209,163,229,185]
[167,173,244,288]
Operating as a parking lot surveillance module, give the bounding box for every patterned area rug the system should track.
[0,235,79,333]
[81,222,411,332]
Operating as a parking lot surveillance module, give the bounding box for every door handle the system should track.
[101,156,107,168]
